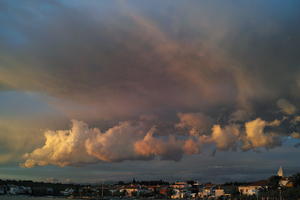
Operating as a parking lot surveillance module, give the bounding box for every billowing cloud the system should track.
[277,99,297,115]
[23,120,97,168]
[243,118,282,150]
[229,109,252,122]
[209,124,240,151]
[85,121,149,162]
[176,112,212,136]
[183,139,200,155]
[23,120,199,167]
[23,116,297,168]
[134,129,184,161]
[291,116,300,124]
[291,132,300,139]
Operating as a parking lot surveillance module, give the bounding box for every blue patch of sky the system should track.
[0,91,59,118]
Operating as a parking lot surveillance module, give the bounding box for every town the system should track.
[0,167,300,199]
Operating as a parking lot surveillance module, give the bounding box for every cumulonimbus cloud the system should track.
[1,0,300,167]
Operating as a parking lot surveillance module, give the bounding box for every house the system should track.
[238,180,268,196]
[171,181,190,189]
[170,181,192,199]
[238,185,260,196]
[7,185,20,195]
[198,183,215,198]
[0,185,6,195]
[279,178,293,187]
[46,187,54,195]
[214,188,225,197]
[190,192,198,198]
[171,188,190,199]
[61,188,75,196]
[119,185,141,197]
[159,186,171,196]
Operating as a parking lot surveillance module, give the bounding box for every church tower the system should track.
[277,166,284,177]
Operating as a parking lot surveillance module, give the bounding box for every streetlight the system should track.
[278,186,282,200]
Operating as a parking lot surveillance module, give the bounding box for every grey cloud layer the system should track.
[1,0,299,119]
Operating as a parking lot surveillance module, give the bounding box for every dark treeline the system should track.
[0,179,80,196]
[0,179,77,187]
[119,179,170,186]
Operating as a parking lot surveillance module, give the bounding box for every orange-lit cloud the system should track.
[22,116,298,168]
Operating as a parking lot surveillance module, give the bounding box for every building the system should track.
[198,183,214,198]
[239,186,259,196]
[159,186,171,196]
[238,180,268,196]
[171,181,190,189]
[276,166,294,187]
[277,166,284,177]
[7,185,31,195]
[61,188,75,196]
[171,188,192,199]
[279,178,293,187]
[214,188,225,197]
[171,189,184,199]
[0,185,5,194]
[120,187,138,197]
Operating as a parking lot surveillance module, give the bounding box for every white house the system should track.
[238,185,261,196]
[238,180,267,196]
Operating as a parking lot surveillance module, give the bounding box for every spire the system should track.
[277,166,284,177]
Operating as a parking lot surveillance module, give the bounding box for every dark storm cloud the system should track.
[1,0,299,119]
[0,1,257,118]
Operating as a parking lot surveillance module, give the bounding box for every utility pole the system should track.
[101,181,104,199]
[278,187,282,200]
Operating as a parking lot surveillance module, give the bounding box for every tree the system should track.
[267,176,281,189]
[291,173,300,187]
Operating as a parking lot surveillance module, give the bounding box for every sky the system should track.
[0,0,300,183]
